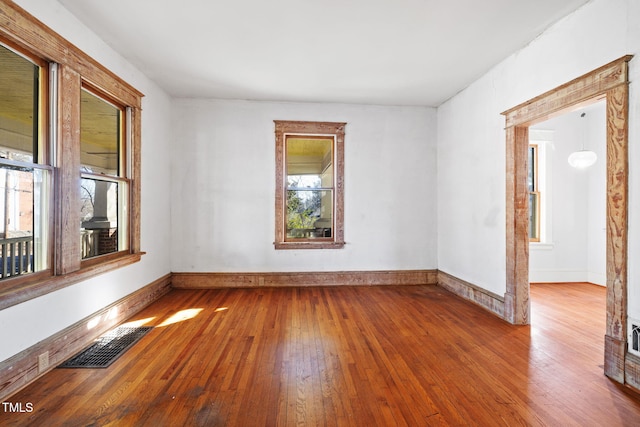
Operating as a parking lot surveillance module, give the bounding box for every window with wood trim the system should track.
[0,1,143,310]
[80,86,129,260]
[274,121,345,249]
[0,43,51,281]
[528,144,540,242]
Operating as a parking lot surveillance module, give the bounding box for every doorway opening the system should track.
[502,55,632,384]
[528,101,607,374]
[528,101,606,285]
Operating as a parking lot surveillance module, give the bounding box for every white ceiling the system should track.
[58,0,590,107]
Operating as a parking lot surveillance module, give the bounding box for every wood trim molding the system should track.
[273,120,346,249]
[502,55,632,127]
[437,271,505,318]
[504,125,531,325]
[605,335,626,384]
[0,273,171,401]
[274,241,346,250]
[56,64,82,276]
[625,352,640,391]
[502,55,633,387]
[130,106,142,254]
[605,82,629,344]
[172,270,437,289]
[0,1,143,106]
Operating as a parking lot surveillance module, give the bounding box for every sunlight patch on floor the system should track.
[120,317,157,328]
[158,308,203,327]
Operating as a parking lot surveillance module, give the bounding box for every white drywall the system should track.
[171,99,438,272]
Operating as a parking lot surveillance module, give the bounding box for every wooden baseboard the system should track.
[605,334,626,383]
[171,270,438,289]
[624,352,640,393]
[437,271,506,319]
[0,273,171,401]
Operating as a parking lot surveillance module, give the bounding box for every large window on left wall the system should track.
[0,1,143,309]
[0,44,51,280]
[80,87,128,260]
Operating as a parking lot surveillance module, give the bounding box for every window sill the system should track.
[0,252,144,311]
[274,241,345,250]
[529,242,555,251]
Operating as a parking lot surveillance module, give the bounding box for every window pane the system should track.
[287,174,321,189]
[81,89,120,175]
[528,145,536,192]
[0,166,49,277]
[321,162,333,188]
[0,45,48,278]
[529,192,539,241]
[81,178,119,258]
[0,45,38,160]
[286,137,333,187]
[285,136,334,240]
[286,189,332,239]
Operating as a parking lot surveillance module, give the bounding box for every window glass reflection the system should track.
[80,178,118,259]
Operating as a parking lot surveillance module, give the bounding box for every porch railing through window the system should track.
[81,229,100,259]
[0,236,34,278]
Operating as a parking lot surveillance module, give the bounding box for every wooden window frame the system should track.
[79,84,130,263]
[0,2,143,310]
[0,38,53,286]
[274,120,345,250]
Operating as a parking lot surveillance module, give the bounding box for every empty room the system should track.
[2,0,640,425]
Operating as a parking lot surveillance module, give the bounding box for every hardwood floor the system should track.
[2,283,640,426]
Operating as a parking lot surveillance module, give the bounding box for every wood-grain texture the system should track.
[2,283,639,426]
[501,56,632,128]
[273,120,346,250]
[507,125,530,325]
[172,270,437,289]
[129,106,142,254]
[437,270,504,318]
[502,55,633,386]
[56,64,82,276]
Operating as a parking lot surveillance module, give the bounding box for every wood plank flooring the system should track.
[2,283,640,426]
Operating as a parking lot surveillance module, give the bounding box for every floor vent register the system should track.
[59,326,153,369]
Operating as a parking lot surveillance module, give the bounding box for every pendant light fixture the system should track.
[568,112,597,168]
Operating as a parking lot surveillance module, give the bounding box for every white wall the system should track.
[171,99,437,273]
[438,0,638,301]
[0,1,173,362]
[529,102,606,285]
